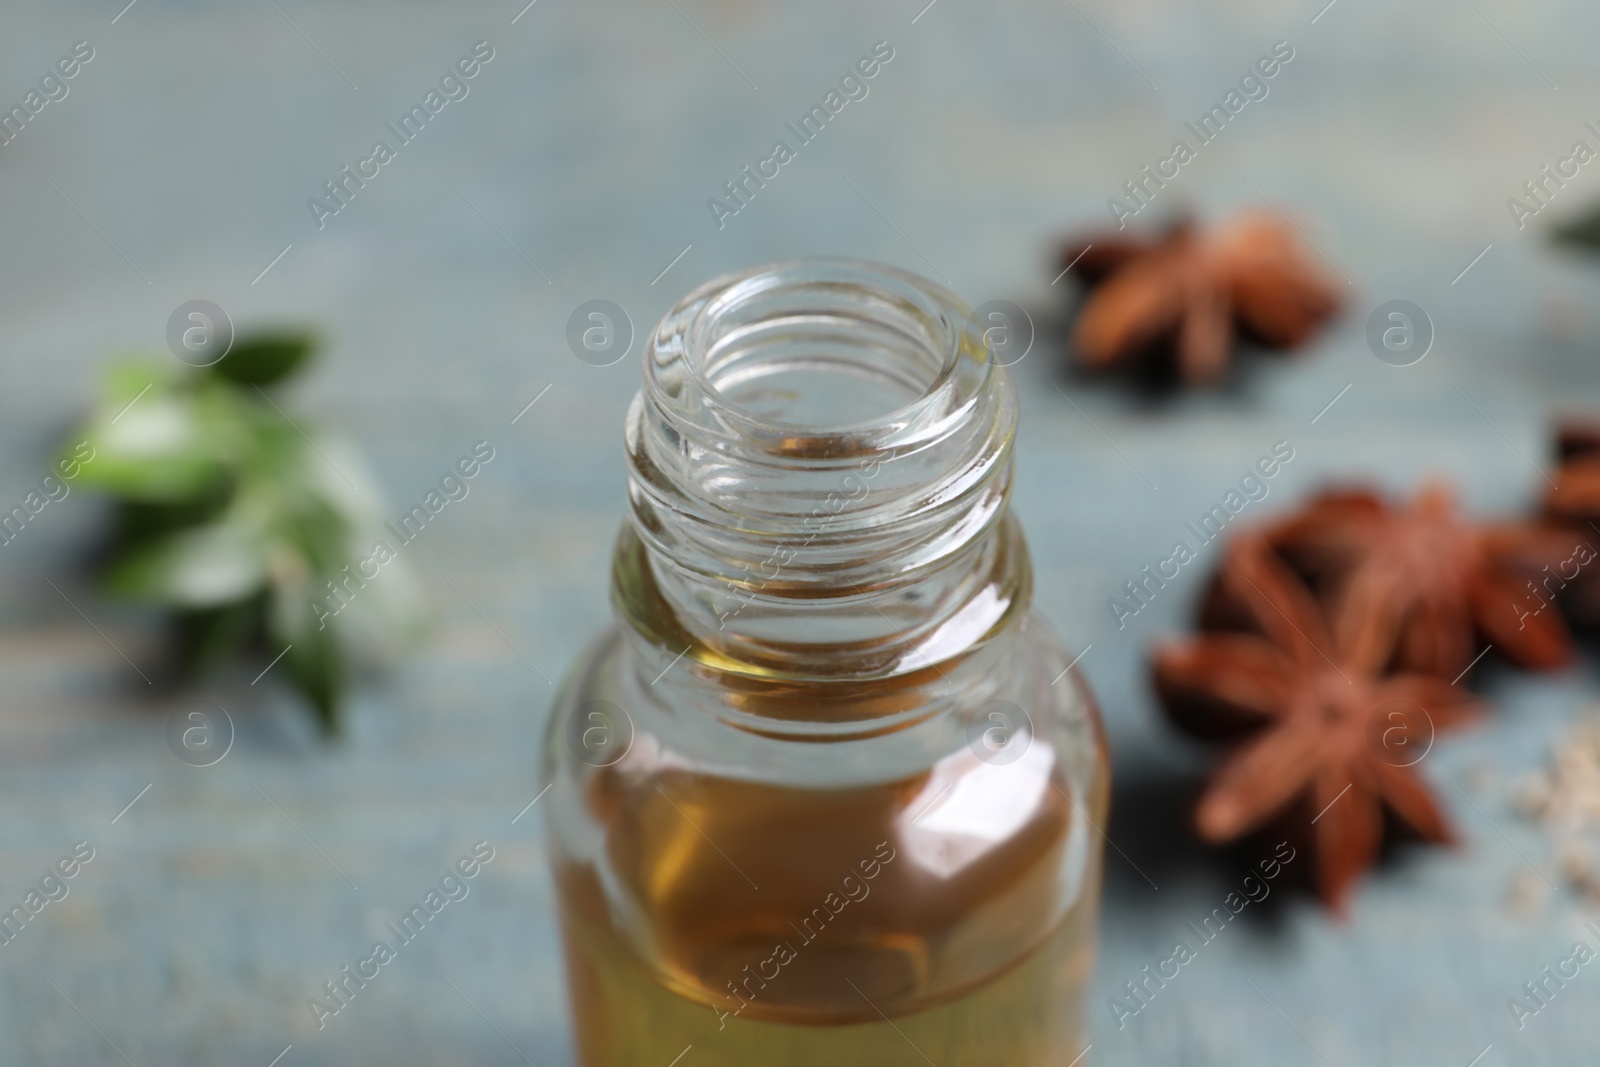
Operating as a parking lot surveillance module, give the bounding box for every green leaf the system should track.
[208,331,316,386]
[273,597,344,736]
[111,486,235,550]
[73,389,231,501]
[175,595,265,678]
[241,416,309,480]
[267,566,347,736]
[104,512,272,607]
[293,625,342,736]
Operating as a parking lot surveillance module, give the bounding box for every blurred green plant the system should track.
[66,331,426,735]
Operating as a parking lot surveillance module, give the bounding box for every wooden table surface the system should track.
[3,0,1600,1063]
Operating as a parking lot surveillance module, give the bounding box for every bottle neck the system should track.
[616,260,1028,687]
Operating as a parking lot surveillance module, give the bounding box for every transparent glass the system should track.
[540,260,1109,1066]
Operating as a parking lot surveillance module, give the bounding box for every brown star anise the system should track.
[1058,212,1343,385]
[1263,483,1579,680]
[1155,532,1482,909]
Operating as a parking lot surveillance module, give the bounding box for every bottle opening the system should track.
[690,267,957,432]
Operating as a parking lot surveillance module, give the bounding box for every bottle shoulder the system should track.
[548,606,1102,787]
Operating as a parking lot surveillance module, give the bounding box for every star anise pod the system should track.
[1261,483,1579,680]
[1155,531,1481,909]
[1057,211,1343,386]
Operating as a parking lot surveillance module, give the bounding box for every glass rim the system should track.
[649,257,993,456]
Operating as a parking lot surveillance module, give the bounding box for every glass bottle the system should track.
[541,260,1109,1066]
